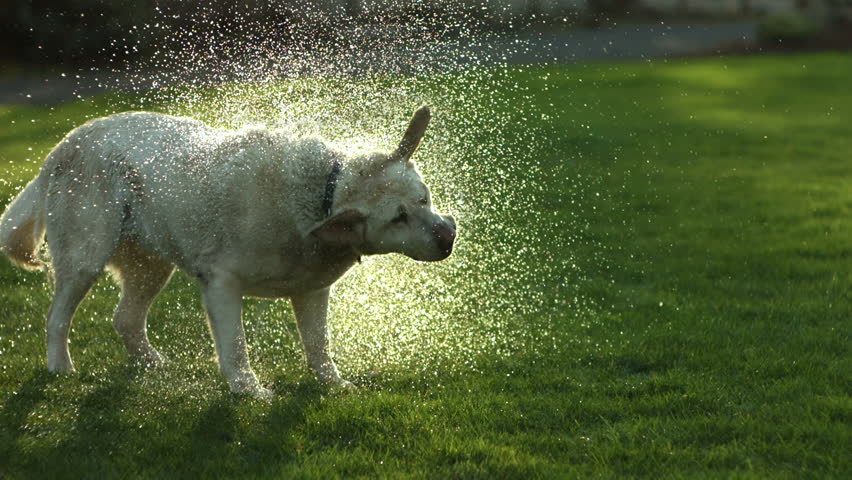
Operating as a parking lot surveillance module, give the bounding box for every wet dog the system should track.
[0,106,455,397]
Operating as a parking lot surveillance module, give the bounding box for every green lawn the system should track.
[1,53,850,478]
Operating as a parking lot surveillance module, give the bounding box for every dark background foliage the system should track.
[0,1,525,67]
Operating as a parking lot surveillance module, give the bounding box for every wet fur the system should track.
[0,108,455,397]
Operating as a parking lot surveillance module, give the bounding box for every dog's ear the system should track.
[310,209,366,246]
[388,105,431,163]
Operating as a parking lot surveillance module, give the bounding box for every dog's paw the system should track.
[311,366,356,391]
[248,386,275,400]
[47,359,76,374]
[229,375,274,400]
[328,378,357,391]
[132,349,167,368]
[231,384,275,400]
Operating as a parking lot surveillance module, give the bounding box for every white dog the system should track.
[0,106,455,397]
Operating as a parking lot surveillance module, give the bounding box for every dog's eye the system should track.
[418,197,428,206]
[392,211,408,224]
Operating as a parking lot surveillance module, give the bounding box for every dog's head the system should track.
[310,106,456,262]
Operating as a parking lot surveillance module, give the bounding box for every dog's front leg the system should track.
[290,288,353,388]
[200,272,272,398]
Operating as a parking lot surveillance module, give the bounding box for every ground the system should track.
[0,53,849,478]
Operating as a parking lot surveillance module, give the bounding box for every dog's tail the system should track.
[0,172,48,271]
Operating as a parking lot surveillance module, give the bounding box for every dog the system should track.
[0,106,456,397]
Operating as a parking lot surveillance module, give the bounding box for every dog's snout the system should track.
[432,216,457,257]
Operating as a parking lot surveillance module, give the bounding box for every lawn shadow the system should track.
[4,362,337,476]
[171,380,326,477]
[29,363,140,476]
[0,370,51,450]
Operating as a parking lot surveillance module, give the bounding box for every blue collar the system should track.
[321,159,341,218]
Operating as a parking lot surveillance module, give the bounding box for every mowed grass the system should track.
[1,54,850,478]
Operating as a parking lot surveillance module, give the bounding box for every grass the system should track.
[1,53,850,478]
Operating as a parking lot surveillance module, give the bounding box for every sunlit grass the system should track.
[1,53,850,477]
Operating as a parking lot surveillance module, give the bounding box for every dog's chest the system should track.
[237,244,357,298]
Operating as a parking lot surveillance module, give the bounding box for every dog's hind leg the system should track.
[108,242,174,366]
[44,176,123,373]
[46,267,101,373]
[46,234,120,373]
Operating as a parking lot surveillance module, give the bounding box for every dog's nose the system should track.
[442,214,456,231]
[433,216,456,256]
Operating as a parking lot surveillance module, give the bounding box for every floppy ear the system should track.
[310,209,366,246]
[388,105,431,163]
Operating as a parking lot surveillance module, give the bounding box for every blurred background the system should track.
[1,5,850,475]
[2,1,850,81]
